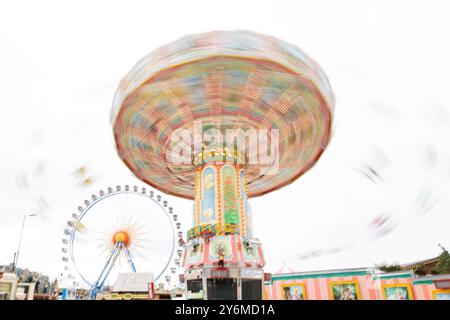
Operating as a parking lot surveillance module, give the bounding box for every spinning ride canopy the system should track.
[112,30,335,200]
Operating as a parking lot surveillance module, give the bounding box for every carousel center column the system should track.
[183,147,265,300]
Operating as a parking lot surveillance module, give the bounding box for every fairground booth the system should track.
[264,266,450,300]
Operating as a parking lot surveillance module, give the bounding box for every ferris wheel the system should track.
[61,185,183,299]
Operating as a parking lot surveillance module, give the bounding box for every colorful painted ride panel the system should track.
[200,166,218,225]
[204,235,238,264]
[239,240,264,267]
[221,165,240,228]
[183,242,205,268]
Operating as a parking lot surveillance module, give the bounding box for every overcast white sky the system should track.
[1,0,450,281]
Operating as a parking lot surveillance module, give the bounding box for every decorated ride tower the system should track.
[183,145,265,300]
[111,31,334,300]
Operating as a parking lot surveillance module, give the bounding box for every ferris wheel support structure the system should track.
[89,240,137,299]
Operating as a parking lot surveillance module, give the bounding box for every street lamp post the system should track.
[12,213,36,273]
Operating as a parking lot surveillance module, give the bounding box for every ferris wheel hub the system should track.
[113,231,130,247]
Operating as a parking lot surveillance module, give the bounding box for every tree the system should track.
[435,244,450,274]
[375,262,402,272]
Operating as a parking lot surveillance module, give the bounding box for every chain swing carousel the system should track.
[111,30,334,300]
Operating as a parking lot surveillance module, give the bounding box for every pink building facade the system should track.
[264,268,450,300]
